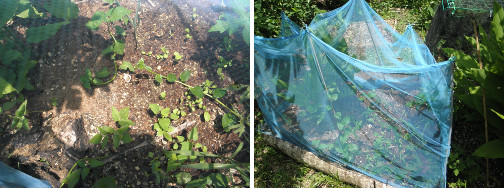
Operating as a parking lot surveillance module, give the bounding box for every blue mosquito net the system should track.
[254,0,454,187]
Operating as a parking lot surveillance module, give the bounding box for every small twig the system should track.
[472,19,489,187]
[102,141,148,164]
[169,121,196,136]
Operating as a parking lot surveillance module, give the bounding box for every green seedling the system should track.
[51,97,58,107]
[192,8,198,20]
[89,107,134,149]
[61,157,106,188]
[185,28,192,40]
[216,56,232,68]
[80,67,117,89]
[86,2,132,57]
[168,29,175,38]
[160,91,167,100]
[156,47,169,60]
[174,52,183,60]
[148,127,249,186]
[141,51,153,57]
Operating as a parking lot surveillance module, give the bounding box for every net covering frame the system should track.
[254,0,455,187]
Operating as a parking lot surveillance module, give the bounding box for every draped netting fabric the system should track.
[254,0,454,187]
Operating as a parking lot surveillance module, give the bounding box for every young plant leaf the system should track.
[81,68,92,89]
[208,173,229,187]
[179,71,191,82]
[0,77,16,97]
[26,21,70,43]
[44,0,79,20]
[159,118,172,131]
[155,74,163,84]
[111,107,120,122]
[174,52,183,60]
[88,159,105,168]
[190,86,204,98]
[212,88,226,98]
[161,108,171,118]
[113,133,120,148]
[166,73,177,82]
[81,167,90,180]
[119,61,135,72]
[62,169,81,188]
[95,67,110,78]
[89,134,103,144]
[203,111,210,122]
[106,6,132,22]
[91,177,119,188]
[119,107,130,120]
[149,103,162,114]
[189,127,198,141]
[86,11,106,30]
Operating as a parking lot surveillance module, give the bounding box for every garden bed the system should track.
[0,0,249,187]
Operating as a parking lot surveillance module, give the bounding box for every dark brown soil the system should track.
[0,0,249,187]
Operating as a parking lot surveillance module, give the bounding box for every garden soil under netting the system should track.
[0,0,249,187]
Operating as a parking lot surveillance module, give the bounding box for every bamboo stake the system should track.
[472,19,489,188]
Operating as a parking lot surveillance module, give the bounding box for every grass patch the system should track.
[254,134,353,188]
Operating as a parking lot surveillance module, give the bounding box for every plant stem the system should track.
[92,60,118,86]
[143,69,242,118]
[472,19,489,187]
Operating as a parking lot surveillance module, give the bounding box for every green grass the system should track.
[254,134,354,188]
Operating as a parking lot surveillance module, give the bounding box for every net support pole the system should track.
[262,133,395,188]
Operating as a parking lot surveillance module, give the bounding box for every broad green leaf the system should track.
[161,108,171,118]
[491,2,504,41]
[179,71,191,82]
[26,21,70,43]
[212,88,226,98]
[119,107,129,120]
[135,58,145,70]
[149,103,161,114]
[119,61,135,72]
[62,169,81,188]
[176,136,185,142]
[81,68,92,89]
[91,177,119,188]
[190,86,204,98]
[181,163,239,169]
[174,52,183,60]
[155,74,163,84]
[170,113,179,120]
[106,6,131,22]
[44,0,79,20]
[473,139,504,158]
[77,159,86,167]
[98,127,107,135]
[0,1,18,28]
[163,132,172,141]
[89,134,103,144]
[189,127,198,141]
[0,77,16,97]
[86,11,106,30]
[166,161,181,172]
[166,73,176,82]
[89,159,105,168]
[349,143,359,152]
[95,67,110,78]
[204,111,210,122]
[111,107,120,122]
[81,167,90,180]
[113,133,120,148]
[91,78,103,85]
[15,100,27,117]
[118,119,134,126]
[222,113,236,130]
[0,50,21,65]
[101,135,109,149]
[159,118,171,131]
[102,126,114,133]
[122,133,132,144]
[2,100,16,112]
